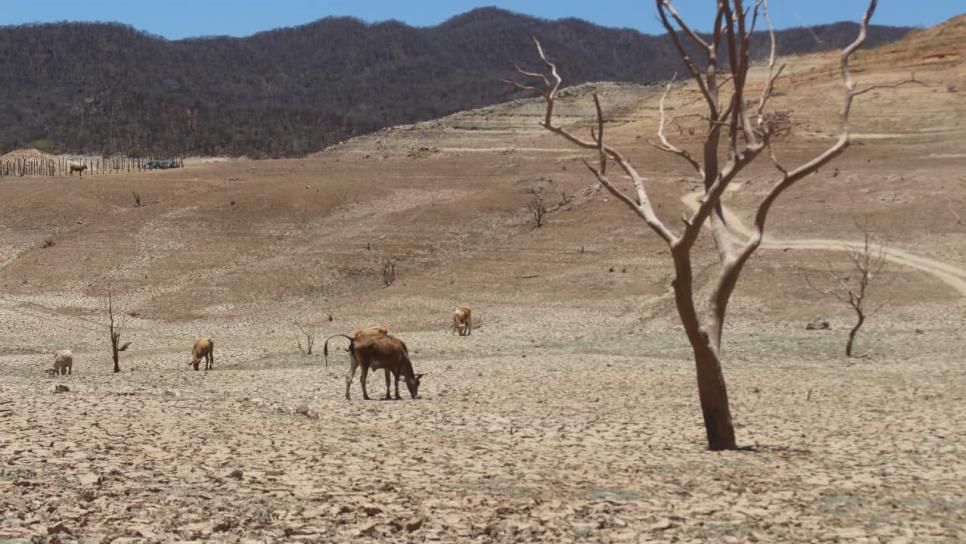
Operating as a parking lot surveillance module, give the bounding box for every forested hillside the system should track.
[0,8,911,157]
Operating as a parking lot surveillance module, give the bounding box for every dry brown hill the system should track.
[0,15,963,347]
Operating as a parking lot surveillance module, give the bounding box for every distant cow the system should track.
[190,337,214,371]
[451,305,472,336]
[68,164,87,177]
[50,350,73,375]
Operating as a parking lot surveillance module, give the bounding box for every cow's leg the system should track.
[360,365,371,400]
[382,369,392,400]
[393,371,402,400]
[209,348,214,370]
[467,316,472,336]
[67,364,72,375]
[345,357,359,400]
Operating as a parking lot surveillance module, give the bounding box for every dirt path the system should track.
[681,188,966,297]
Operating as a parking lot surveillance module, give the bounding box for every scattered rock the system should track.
[78,472,102,487]
[293,405,318,418]
[362,505,383,516]
[358,522,382,537]
[806,317,830,330]
[47,521,73,535]
[213,518,237,532]
[404,515,426,532]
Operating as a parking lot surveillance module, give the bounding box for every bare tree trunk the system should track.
[692,342,736,450]
[846,309,865,358]
[108,285,124,373]
[672,250,736,449]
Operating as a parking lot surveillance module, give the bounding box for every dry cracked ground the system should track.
[2,15,966,544]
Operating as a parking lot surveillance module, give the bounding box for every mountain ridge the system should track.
[0,7,913,157]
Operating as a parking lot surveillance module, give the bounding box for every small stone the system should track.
[47,521,73,535]
[358,522,381,536]
[806,317,830,330]
[362,505,383,516]
[78,472,102,487]
[405,515,426,532]
[213,518,237,532]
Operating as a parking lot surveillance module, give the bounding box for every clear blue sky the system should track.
[3,1,964,39]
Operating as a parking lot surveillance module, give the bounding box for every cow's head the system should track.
[405,373,424,399]
[406,374,423,399]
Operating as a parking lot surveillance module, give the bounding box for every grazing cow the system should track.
[51,350,73,375]
[345,333,422,400]
[322,325,388,368]
[68,164,87,177]
[451,305,472,336]
[189,337,214,371]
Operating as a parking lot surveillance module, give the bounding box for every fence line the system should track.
[0,154,184,179]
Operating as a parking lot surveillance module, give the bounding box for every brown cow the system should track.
[189,337,214,371]
[451,305,472,336]
[345,333,422,401]
[68,163,87,177]
[322,325,388,368]
[51,350,73,375]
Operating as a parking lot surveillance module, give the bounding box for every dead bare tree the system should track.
[383,259,396,287]
[806,226,888,358]
[107,285,126,373]
[527,193,548,227]
[506,0,887,450]
[295,322,316,355]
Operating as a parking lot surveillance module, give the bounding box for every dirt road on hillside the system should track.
[681,188,966,297]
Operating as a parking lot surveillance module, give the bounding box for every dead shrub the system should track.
[383,259,396,287]
[527,194,547,228]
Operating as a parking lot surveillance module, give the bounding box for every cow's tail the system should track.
[322,334,354,368]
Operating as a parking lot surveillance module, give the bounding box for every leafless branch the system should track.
[295,322,315,355]
[656,0,721,117]
[729,0,880,273]
[649,75,705,177]
[755,0,787,120]
[592,93,607,174]
[853,75,928,97]
[506,38,678,245]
